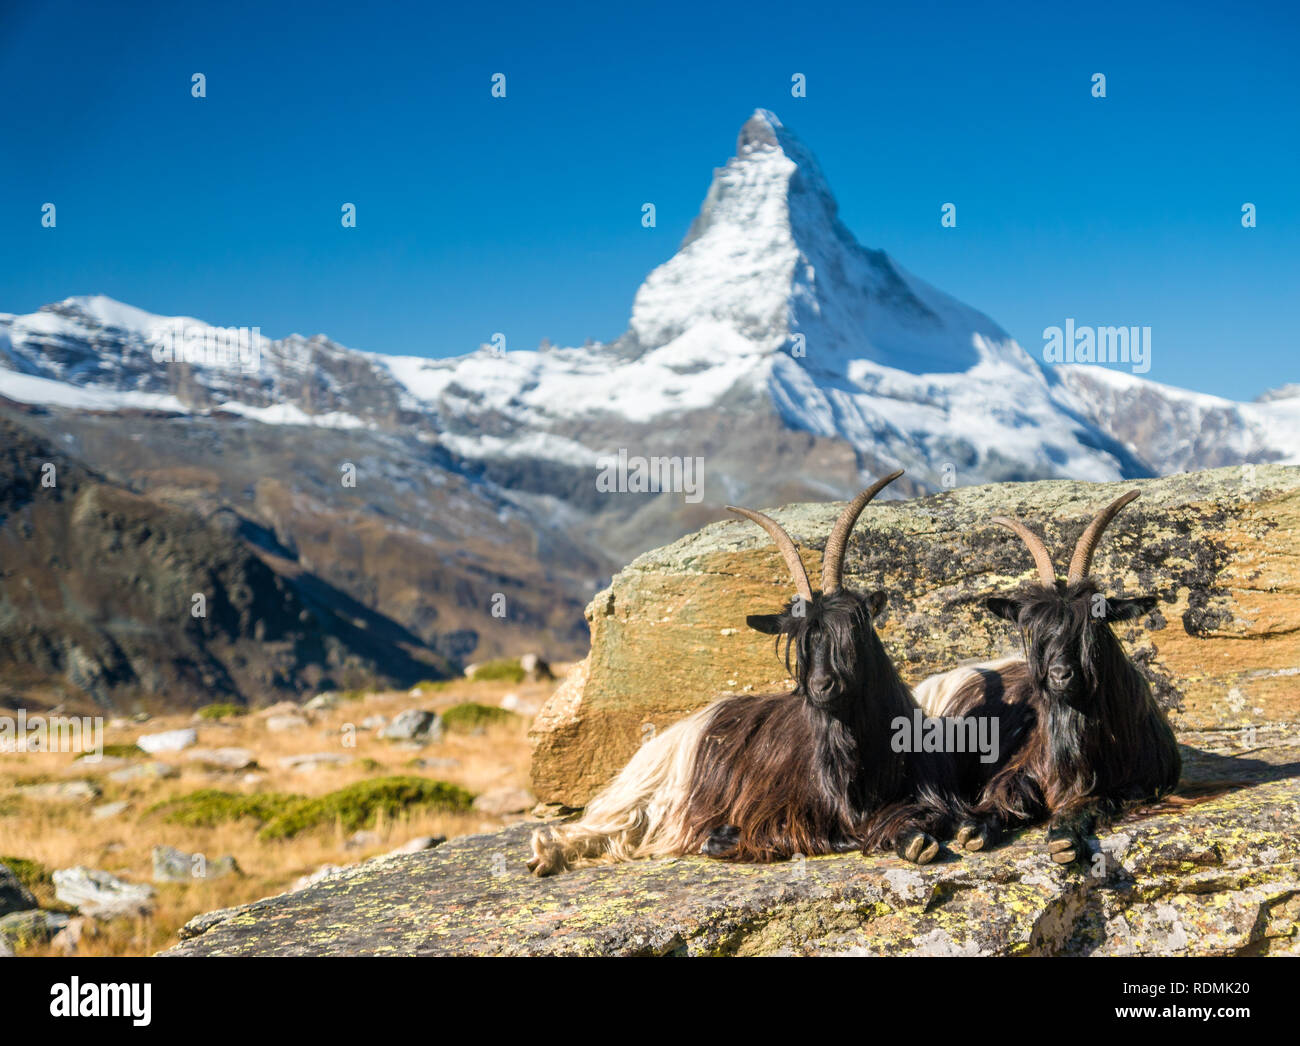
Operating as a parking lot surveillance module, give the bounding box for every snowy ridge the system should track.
[2,110,1296,488]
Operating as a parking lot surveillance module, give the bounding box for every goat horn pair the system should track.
[726,470,904,601]
[992,489,1141,586]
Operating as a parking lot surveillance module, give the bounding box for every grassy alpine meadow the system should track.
[0,666,566,957]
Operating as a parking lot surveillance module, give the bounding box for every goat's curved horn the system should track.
[821,469,905,595]
[991,516,1058,587]
[1066,489,1141,585]
[726,506,814,603]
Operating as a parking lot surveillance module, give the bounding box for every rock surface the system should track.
[165,733,1299,956]
[54,867,155,919]
[0,909,70,950]
[152,846,240,883]
[472,787,535,817]
[0,865,38,917]
[379,709,442,743]
[107,760,178,783]
[16,780,100,802]
[186,746,257,770]
[137,728,198,754]
[531,466,1300,806]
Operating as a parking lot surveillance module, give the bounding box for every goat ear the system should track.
[983,596,1020,623]
[866,590,887,618]
[1103,595,1158,623]
[746,614,785,635]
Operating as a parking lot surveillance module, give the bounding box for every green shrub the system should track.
[196,702,247,720]
[256,777,473,841]
[441,702,518,732]
[147,789,299,829]
[0,855,51,892]
[147,777,473,841]
[469,658,525,683]
[100,743,145,758]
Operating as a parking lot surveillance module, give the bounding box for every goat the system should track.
[919,490,1181,864]
[527,470,967,875]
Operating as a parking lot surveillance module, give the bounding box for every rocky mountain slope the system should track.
[0,413,452,710]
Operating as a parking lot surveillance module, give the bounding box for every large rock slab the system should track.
[531,466,1300,806]
[164,734,1300,956]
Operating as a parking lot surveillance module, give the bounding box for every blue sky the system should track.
[1,0,1296,399]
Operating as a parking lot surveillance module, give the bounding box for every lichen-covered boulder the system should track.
[162,732,1300,956]
[530,466,1300,807]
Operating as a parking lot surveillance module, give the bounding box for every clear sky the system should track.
[1,0,1296,400]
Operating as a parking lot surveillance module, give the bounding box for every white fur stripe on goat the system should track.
[912,657,1024,717]
[529,702,718,875]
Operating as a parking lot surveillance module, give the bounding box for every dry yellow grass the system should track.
[0,669,566,956]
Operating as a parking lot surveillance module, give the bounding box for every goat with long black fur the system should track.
[528,471,968,875]
[915,490,1181,864]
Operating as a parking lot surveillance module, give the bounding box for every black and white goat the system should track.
[528,471,967,875]
[915,490,1181,863]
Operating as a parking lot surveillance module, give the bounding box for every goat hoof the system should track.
[528,830,566,876]
[702,825,741,858]
[527,854,557,876]
[898,831,940,865]
[1046,827,1086,865]
[956,820,995,852]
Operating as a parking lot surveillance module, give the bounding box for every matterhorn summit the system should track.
[628,109,1014,377]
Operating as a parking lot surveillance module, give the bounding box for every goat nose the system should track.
[1049,666,1074,687]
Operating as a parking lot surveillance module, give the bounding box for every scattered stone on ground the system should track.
[305,692,339,711]
[265,714,309,733]
[379,709,442,744]
[472,786,535,817]
[53,867,155,919]
[0,909,70,950]
[152,846,240,883]
[186,747,257,771]
[0,865,38,917]
[520,653,555,682]
[108,761,178,784]
[136,728,198,754]
[16,780,100,803]
[278,752,350,772]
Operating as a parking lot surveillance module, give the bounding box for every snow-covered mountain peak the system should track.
[627,110,1015,378]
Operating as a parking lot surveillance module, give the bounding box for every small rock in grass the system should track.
[472,787,535,817]
[186,747,256,771]
[266,714,309,733]
[53,867,155,920]
[379,709,442,743]
[108,761,178,784]
[136,728,197,754]
[17,780,100,803]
